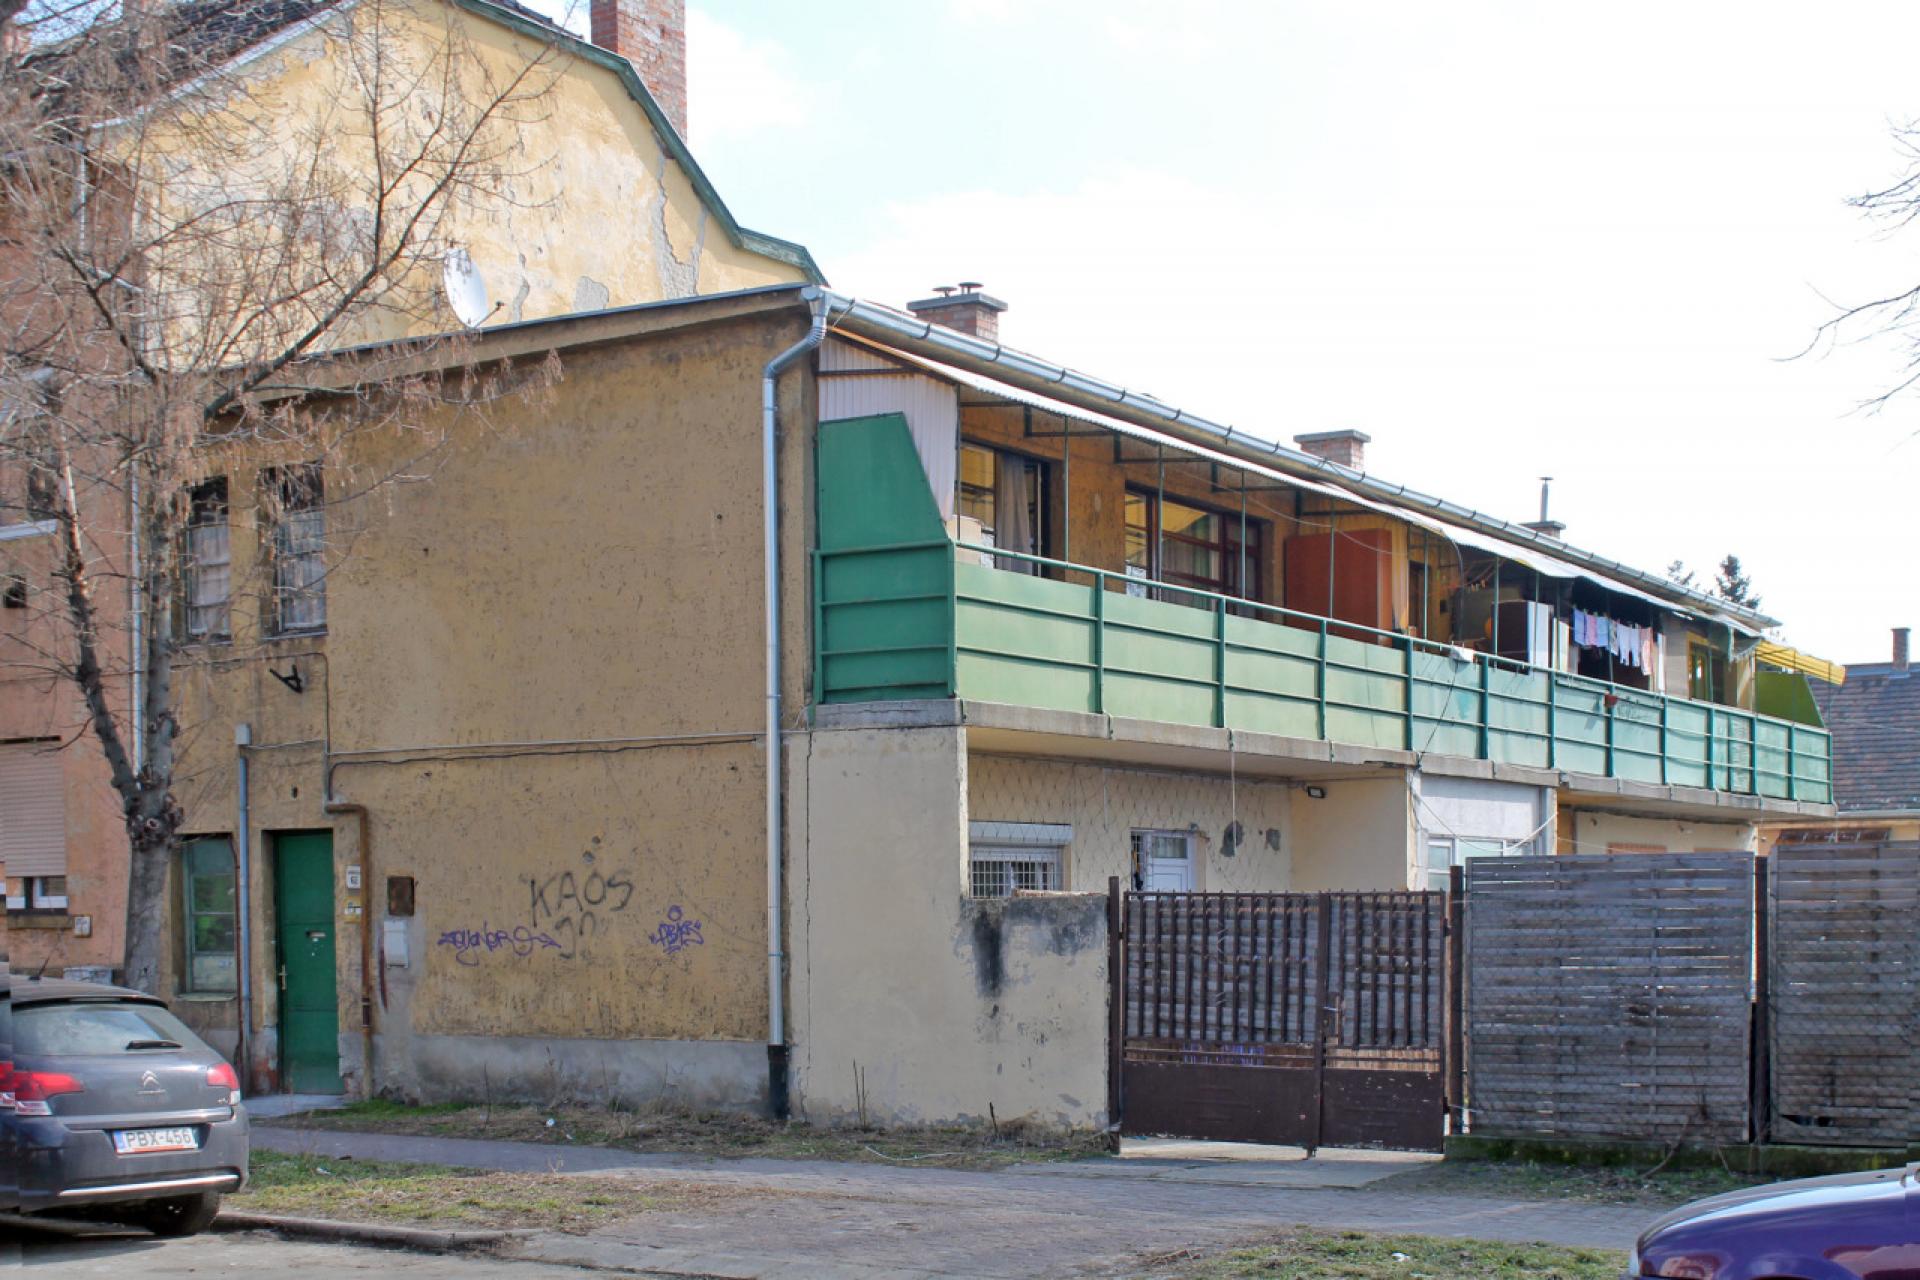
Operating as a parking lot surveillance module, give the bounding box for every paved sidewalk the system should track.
[252,1126,1649,1278]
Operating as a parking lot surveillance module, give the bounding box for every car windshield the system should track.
[14,1001,211,1058]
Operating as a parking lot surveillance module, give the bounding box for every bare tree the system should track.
[0,0,563,991]
[1805,120,1920,412]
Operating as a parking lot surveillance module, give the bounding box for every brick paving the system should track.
[253,1127,1650,1278]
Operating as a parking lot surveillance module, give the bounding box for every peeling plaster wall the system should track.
[133,0,805,354]
[788,725,1111,1130]
[967,754,1293,892]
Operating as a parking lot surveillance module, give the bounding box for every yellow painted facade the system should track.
[142,299,816,1100]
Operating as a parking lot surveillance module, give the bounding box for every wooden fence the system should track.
[1769,841,1920,1147]
[1464,853,1756,1144]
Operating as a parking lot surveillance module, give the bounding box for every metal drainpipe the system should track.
[323,798,374,1097]
[234,725,254,1091]
[761,288,830,1121]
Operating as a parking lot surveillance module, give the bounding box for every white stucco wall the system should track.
[788,726,1111,1130]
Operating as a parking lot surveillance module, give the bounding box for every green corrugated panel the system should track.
[1756,671,1825,727]
[815,414,954,703]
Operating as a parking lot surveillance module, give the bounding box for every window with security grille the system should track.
[969,846,1061,898]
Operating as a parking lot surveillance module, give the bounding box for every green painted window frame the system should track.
[179,836,238,994]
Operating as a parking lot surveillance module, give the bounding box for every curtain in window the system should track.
[185,521,230,637]
[994,454,1034,574]
[275,507,326,631]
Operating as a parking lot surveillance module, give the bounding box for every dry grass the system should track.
[232,1150,765,1233]
[268,1098,1109,1171]
[1130,1228,1627,1279]
[1371,1155,1775,1207]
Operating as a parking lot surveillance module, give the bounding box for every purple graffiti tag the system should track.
[436,921,562,967]
[647,905,704,956]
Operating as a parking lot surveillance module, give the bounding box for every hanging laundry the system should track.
[1642,627,1657,673]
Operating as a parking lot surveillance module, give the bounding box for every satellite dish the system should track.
[442,247,491,328]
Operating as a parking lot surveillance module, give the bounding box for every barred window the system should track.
[967,822,1071,899]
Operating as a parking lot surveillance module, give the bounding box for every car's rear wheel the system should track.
[136,1190,222,1237]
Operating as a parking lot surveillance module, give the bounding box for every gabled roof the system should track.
[44,0,820,283]
[1811,666,1920,814]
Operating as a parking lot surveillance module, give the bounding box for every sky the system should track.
[535,1,1920,662]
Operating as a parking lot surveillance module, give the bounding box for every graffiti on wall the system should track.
[648,905,704,955]
[525,847,635,960]
[435,922,560,967]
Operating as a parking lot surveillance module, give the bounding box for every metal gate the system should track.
[1111,887,1448,1151]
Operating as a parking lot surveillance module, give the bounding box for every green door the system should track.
[274,831,342,1094]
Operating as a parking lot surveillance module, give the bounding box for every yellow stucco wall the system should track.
[129,0,804,358]
[1556,809,1755,856]
[156,304,815,1095]
[967,754,1293,893]
[1289,775,1415,890]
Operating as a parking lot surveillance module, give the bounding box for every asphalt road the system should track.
[0,1219,593,1277]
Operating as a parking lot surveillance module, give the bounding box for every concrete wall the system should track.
[968,754,1293,892]
[1288,774,1414,890]
[1557,809,1755,855]
[789,724,1111,1130]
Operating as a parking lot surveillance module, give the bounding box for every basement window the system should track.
[968,821,1070,898]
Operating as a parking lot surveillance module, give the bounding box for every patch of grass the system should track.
[231,1150,756,1233]
[1137,1228,1626,1279]
[271,1101,1109,1171]
[1373,1155,1774,1207]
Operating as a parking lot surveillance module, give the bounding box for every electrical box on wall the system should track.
[383,918,409,967]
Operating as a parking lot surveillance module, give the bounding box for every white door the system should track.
[1135,830,1194,891]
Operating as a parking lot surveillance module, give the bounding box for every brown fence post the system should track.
[1751,853,1770,1146]
[1448,864,1466,1137]
[1107,876,1125,1147]
[1308,893,1333,1156]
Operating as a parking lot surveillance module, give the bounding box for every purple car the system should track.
[1628,1163,1919,1279]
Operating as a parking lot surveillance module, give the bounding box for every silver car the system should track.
[3,976,249,1236]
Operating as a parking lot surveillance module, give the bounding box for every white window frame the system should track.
[1423,834,1522,892]
[1131,828,1196,891]
[968,821,1070,898]
[7,875,68,911]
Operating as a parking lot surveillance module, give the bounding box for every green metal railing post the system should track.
[1546,673,1557,769]
[1478,657,1491,760]
[1403,634,1416,752]
[1317,619,1329,741]
[1604,689,1616,778]
[1092,569,1106,715]
[1659,697,1669,785]
[1214,596,1228,729]
[1786,729,1797,802]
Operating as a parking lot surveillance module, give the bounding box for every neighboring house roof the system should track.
[39,0,820,283]
[1811,665,1920,813]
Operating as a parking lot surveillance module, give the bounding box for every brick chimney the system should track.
[906,284,1008,343]
[1895,626,1910,673]
[590,0,687,140]
[1293,429,1370,471]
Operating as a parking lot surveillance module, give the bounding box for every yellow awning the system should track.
[1756,641,1845,685]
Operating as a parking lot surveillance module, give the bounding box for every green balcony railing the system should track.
[814,540,1833,805]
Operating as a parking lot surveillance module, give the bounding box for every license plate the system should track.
[111,1127,199,1154]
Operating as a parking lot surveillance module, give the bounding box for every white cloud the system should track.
[686,6,819,146]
